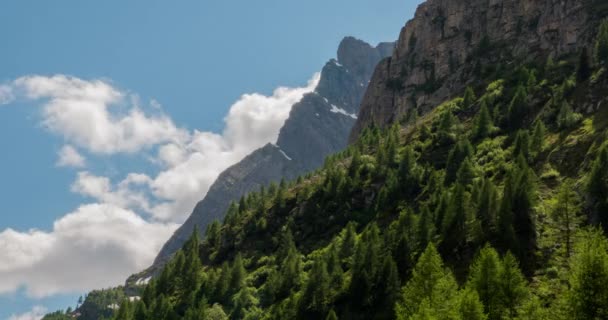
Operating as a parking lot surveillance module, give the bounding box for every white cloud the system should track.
[0,72,320,298]
[8,306,47,320]
[0,204,177,298]
[56,145,86,168]
[13,75,188,154]
[0,85,14,105]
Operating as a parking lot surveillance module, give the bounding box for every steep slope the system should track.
[45,0,608,319]
[350,0,600,141]
[151,37,394,269]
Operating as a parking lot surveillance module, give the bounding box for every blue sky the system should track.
[0,1,420,318]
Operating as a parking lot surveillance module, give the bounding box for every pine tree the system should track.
[511,162,537,273]
[339,222,357,267]
[229,254,247,296]
[377,255,401,317]
[231,287,259,320]
[133,301,147,320]
[498,253,528,318]
[467,245,502,319]
[507,86,528,129]
[299,259,331,317]
[115,300,133,320]
[445,139,474,185]
[325,309,339,320]
[566,230,608,320]
[473,99,494,140]
[456,157,477,187]
[513,130,531,161]
[437,109,458,145]
[398,146,422,197]
[326,244,344,293]
[477,177,498,242]
[552,179,583,259]
[396,244,458,319]
[596,19,608,65]
[458,288,488,320]
[530,121,546,159]
[577,47,591,82]
[497,172,517,254]
[463,86,477,110]
[588,143,608,229]
[557,101,581,129]
[441,184,472,255]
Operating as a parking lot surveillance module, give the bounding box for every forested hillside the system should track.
[41,18,608,320]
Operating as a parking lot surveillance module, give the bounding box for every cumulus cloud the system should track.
[9,306,47,320]
[56,145,86,168]
[0,84,14,105]
[0,204,177,298]
[13,75,188,154]
[0,72,320,298]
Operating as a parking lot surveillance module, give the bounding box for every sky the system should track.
[0,1,421,319]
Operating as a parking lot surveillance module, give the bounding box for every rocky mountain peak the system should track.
[350,0,600,141]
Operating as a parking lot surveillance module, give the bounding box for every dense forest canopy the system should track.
[45,18,608,320]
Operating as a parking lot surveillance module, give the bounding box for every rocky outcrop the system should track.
[147,37,394,272]
[350,0,600,141]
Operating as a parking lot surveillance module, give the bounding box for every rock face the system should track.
[350,0,600,141]
[150,37,394,270]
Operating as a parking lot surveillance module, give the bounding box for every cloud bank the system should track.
[0,72,319,298]
[9,306,47,320]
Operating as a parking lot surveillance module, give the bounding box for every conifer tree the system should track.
[458,288,488,320]
[588,143,608,229]
[566,230,608,320]
[513,130,531,161]
[473,99,494,140]
[445,139,474,185]
[507,86,528,128]
[299,259,331,317]
[497,172,517,254]
[552,179,583,259]
[229,254,246,296]
[398,146,422,197]
[133,301,147,320]
[577,47,591,82]
[339,222,357,266]
[596,19,608,65]
[456,157,477,187]
[463,86,477,110]
[325,309,338,320]
[437,109,458,145]
[467,245,502,319]
[530,121,546,158]
[441,184,472,255]
[556,101,581,129]
[498,253,528,318]
[396,244,458,320]
[477,177,498,241]
[510,161,537,272]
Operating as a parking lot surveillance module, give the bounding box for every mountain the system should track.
[45,0,608,319]
[350,0,596,141]
[149,37,394,271]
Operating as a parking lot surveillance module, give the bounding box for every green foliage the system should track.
[587,143,608,229]
[463,86,477,110]
[473,99,495,140]
[596,19,608,65]
[556,101,582,129]
[63,59,608,320]
[551,179,583,259]
[507,86,528,129]
[565,230,608,320]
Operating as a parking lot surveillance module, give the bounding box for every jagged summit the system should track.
[143,37,394,277]
[350,0,597,141]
